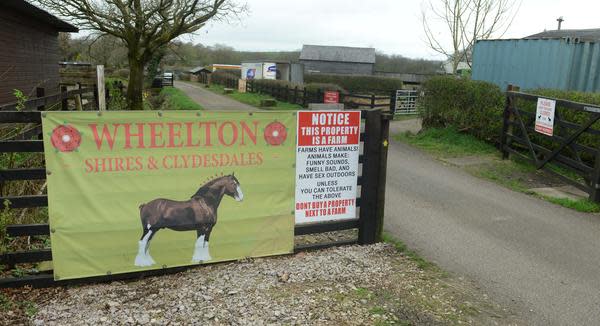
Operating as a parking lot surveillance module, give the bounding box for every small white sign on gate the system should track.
[535,98,556,136]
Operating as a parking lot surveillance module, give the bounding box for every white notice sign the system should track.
[295,111,361,224]
[535,98,556,136]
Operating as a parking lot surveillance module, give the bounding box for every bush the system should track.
[305,83,347,94]
[111,68,130,79]
[305,73,403,94]
[420,76,504,144]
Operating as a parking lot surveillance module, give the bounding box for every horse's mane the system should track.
[192,175,232,198]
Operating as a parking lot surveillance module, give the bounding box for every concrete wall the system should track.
[300,60,374,75]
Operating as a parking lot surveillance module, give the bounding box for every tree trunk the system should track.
[127,58,145,110]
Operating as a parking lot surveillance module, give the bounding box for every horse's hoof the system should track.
[135,254,155,267]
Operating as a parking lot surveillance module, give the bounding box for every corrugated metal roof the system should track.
[525,28,600,42]
[1,0,78,32]
[472,39,600,92]
[299,45,376,64]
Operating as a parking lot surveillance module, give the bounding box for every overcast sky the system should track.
[177,0,600,60]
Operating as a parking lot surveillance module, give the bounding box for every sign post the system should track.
[295,111,361,224]
[535,98,556,136]
[96,65,106,111]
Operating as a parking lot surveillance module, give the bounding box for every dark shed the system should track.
[299,45,376,75]
[0,0,78,105]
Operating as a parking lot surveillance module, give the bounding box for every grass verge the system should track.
[394,127,496,158]
[160,87,203,110]
[395,127,600,213]
[381,233,438,272]
[207,84,303,110]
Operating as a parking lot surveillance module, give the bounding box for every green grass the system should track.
[394,127,496,158]
[544,197,600,213]
[160,87,203,110]
[207,84,303,110]
[382,233,437,271]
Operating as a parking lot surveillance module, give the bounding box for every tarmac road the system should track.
[174,81,256,111]
[384,125,600,325]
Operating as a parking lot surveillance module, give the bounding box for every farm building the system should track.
[0,0,78,105]
[472,28,600,92]
[299,45,376,75]
[241,61,304,83]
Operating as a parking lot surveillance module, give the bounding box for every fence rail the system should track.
[0,87,97,112]
[0,109,391,288]
[500,86,600,201]
[208,77,398,111]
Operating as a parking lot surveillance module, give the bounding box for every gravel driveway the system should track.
[19,243,521,325]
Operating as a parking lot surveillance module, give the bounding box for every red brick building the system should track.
[0,0,78,105]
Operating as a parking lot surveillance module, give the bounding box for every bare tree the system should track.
[422,0,519,74]
[34,0,245,110]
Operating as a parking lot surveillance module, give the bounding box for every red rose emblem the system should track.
[264,121,287,146]
[51,124,82,152]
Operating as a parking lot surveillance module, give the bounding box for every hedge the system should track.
[304,74,403,94]
[419,76,504,144]
[419,76,600,163]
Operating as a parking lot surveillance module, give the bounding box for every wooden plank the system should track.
[0,274,55,289]
[0,168,46,181]
[0,140,44,152]
[0,111,41,123]
[509,121,598,156]
[6,224,50,237]
[508,135,593,174]
[358,110,382,245]
[295,219,359,236]
[0,195,48,208]
[503,146,589,192]
[515,107,600,136]
[294,239,358,253]
[509,91,600,113]
[0,249,51,265]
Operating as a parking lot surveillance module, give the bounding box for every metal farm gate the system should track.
[394,90,419,115]
[0,105,391,288]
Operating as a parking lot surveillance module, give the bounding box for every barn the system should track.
[0,0,78,105]
[299,45,376,75]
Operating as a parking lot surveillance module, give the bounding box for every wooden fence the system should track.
[209,76,397,111]
[0,87,97,112]
[501,86,600,201]
[0,109,391,288]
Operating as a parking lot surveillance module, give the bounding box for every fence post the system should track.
[389,90,397,115]
[61,86,68,111]
[302,87,307,107]
[590,151,600,202]
[501,85,514,160]
[359,109,388,244]
[370,94,376,109]
[284,85,289,102]
[35,87,45,111]
[293,86,298,104]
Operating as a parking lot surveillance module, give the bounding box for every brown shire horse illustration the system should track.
[134,174,243,267]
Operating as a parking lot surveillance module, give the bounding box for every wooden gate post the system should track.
[501,85,514,160]
[590,150,600,202]
[359,109,390,244]
[389,90,397,115]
